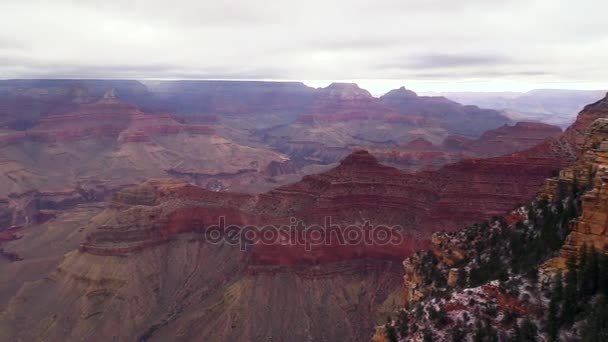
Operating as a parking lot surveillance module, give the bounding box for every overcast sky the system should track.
[1,0,607,93]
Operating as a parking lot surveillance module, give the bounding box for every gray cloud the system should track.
[383,54,511,69]
[0,0,607,91]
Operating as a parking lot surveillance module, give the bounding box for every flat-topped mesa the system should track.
[4,92,215,145]
[300,83,388,123]
[142,80,317,114]
[321,82,374,100]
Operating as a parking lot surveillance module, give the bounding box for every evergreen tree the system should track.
[562,255,579,326]
[451,320,466,342]
[581,296,608,342]
[580,245,600,298]
[518,318,538,341]
[422,328,434,342]
[396,309,409,338]
[385,316,398,342]
[547,272,563,341]
[473,320,486,342]
[457,267,468,288]
[599,254,608,296]
[578,243,589,294]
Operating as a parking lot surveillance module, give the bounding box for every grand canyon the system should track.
[2,0,608,341]
[0,77,606,341]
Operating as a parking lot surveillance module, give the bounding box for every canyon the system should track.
[0,80,605,342]
[0,80,565,230]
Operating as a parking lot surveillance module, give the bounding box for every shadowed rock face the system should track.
[457,121,562,157]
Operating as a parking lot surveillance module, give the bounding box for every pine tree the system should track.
[599,254,608,296]
[562,255,579,326]
[578,243,589,294]
[451,320,466,342]
[422,328,434,342]
[396,309,409,338]
[518,318,538,341]
[385,316,398,342]
[580,245,600,298]
[581,296,608,342]
[547,272,563,341]
[473,320,486,342]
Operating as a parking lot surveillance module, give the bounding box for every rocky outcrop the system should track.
[464,121,562,157]
[539,118,608,259]
[379,88,511,138]
[399,93,608,308]
[300,83,389,123]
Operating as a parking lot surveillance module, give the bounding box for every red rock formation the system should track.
[466,121,562,157]
[300,83,391,123]
[81,93,608,267]
[78,143,562,266]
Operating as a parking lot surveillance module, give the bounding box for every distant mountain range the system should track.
[423,89,607,128]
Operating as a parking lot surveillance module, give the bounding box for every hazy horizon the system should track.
[2,0,607,94]
[2,77,607,96]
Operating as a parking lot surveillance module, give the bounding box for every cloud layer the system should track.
[1,0,607,91]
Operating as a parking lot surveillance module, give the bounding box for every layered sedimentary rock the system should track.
[536,117,608,259]
[400,93,608,309]
[0,79,149,129]
[3,93,606,341]
[141,80,318,114]
[71,146,564,267]
[379,87,510,137]
[0,141,567,341]
[1,89,214,145]
[0,89,292,229]
[301,83,390,122]
[464,121,562,157]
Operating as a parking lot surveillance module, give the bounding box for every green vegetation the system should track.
[545,244,608,340]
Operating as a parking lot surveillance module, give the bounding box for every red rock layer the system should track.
[79,144,562,266]
[464,121,562,156]
[301,83,393,123]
